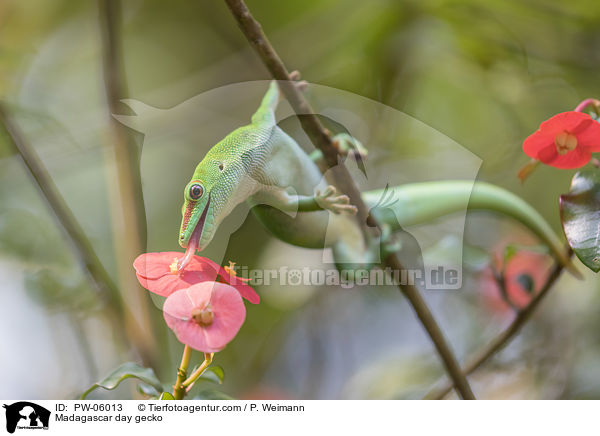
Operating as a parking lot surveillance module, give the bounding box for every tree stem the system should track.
[223,0,475,399]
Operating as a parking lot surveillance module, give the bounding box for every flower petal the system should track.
[163,282,246,353]
[483,249,553,315]
[221,278,260,304]
[198,257,260,304]
[134,251,259,301]
[538,143,591,169]
[133,252,179,279]
[523,130,554,159]
[136,267,218,297]
[134,252,220,297]
[204,284,246,350]
[575,119,600,152]
[163,311,219,352]
[504,251,552,307]
[163,284,212,320]
[539,111,592,134]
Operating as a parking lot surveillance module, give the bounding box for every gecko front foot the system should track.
[332,133,368,161]
[289,70,308,92]
[315,185,358,215]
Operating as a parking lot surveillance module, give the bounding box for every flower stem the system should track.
[172,345,192,400]
[181,353,214,391]
[574,98,600,115]
[517,159,540,183]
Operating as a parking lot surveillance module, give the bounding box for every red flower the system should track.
[163,282,246,352]
[133,252,259,304]
[481,250,552,315]
[523,111,600,169]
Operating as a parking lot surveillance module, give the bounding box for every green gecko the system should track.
[177,80,577,277]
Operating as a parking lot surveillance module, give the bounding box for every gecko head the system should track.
[179,178,213,252]
[178,155,240,253]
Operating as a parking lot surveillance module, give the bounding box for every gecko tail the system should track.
[363,181,581,278]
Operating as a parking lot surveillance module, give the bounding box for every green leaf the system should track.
[159,392,175,400]
[198,366,225,385]
[503,244,549,263]
[137,383,161,398]
[560,169,600,272]
[503,244,518,263]
[80,362,163,399]
[187,364,225,386]
[193,390,234,400]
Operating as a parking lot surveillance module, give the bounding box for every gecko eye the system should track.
[189,183,204,200]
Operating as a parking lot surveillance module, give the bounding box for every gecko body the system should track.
[178,81,576,276]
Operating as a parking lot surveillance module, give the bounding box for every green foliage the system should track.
[560,169,600,272]
[1,0,600,400]
[193,365,225,385]
[0,210,71,267]
[137,383,161,398]
[0,209,98,313]
[503,243,549,263]
[80,362,163,399]
[192,390,234,400]
[24,267,97,312]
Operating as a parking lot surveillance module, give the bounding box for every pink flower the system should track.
[523,111,600,169]
[134,252,217,296]
[163,282,246,352]
[133,252,259,304]
[481,250,552,315]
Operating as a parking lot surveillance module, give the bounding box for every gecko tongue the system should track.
[178,226,200,271]
[178,193,211,272]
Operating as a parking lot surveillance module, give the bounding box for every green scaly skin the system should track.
[178,81,577,276]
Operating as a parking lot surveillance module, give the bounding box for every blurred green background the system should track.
[1,0,599,399]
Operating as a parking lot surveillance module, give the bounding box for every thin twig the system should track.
[0,103,129,353]
[223,0,475,399]
[424,249,572,399]
[182,353,214,390]
[490,262,520,313]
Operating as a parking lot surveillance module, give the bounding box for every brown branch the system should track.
[98,0,162,368]
[225,0,370,230]
[0,103,129,352]
[424,249,572,399]
[223,0,475,399]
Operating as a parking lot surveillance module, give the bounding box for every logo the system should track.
[2,402,50,434]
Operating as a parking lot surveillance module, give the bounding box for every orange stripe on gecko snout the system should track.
[182,203,196,231]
